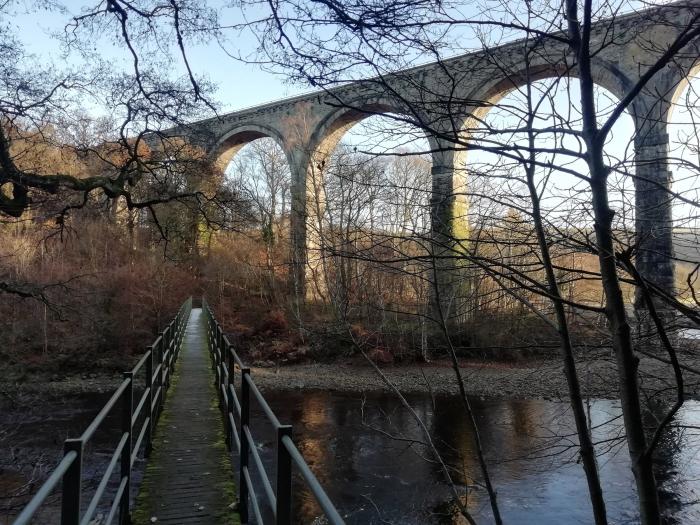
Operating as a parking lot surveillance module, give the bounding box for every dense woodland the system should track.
[3,128,684,375]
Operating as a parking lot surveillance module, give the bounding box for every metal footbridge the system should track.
[12,298,344,525]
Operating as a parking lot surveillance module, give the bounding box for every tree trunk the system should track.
[565,0,660,520]
[524,131,608,523]
[589,169,660,524]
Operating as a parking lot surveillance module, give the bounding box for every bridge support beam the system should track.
[290,160,309,302]
[633,117,676,341]
[429,141,470,334]
[289,147,327,304]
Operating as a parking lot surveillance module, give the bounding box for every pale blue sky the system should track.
[10,1,307,113]
[10,0,697,225]
[9,0,664,114]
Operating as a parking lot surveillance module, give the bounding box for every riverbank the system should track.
[2,350,698,402]
[249,353,700,401]
[0,373,124,403]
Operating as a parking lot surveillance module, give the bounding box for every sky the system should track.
[9,1,673,114]
[9,1,307,113]
[8,0,698,226]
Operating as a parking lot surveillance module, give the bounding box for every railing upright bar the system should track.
[174,313,180,360]
[119,372,134,525]
[146,346,154,457]
[153,339,161,421]
[215,324,221,403]
[225,386,234,452]
[162,327,168,391]
[164,323,171,388]
[211,321,217,372]
[217,324,223,358]
[213,322,218,374]
[276,425,293,525]
[159,331,166,413]
[215,323,221,386]
[226,341,235,452]
[61,439,83,525]
[239,367,251,524]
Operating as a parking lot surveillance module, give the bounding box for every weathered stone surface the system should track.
[169,1,698,304]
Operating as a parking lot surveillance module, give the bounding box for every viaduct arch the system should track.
[167,0,700,311]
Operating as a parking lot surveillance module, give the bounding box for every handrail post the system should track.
[120,372,134,525]
[209,316,214,349]
[170,318,174,374]
[214,324,220,377]
[215,324,222,374]
[173,311,180,361]
[145,346,154,457]
[177,313,183,359]
[227,341,235,392]
[225,341,235,451]
[170,320,176,376]
[211,322,217,371]
[219,327,225,397]
[162,326,170,392]
[239,368,251,524]
[159,335,166,414]
[219,327,224,378]
[225,387,234,452]
[276,425,293,525]
[61,439,83,525]
[218,326,224,365]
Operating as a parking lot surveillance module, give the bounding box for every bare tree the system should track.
[228,138,292,295]
[228,1,700,523]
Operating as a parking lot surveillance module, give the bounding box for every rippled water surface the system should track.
[3,390,700,524]
[249,391,700,524]
[0,393,143,524]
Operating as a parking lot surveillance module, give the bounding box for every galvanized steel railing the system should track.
[13,297,193,525]
[202,298,345,525]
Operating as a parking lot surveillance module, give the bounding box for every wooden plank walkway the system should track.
[132,308,240,525]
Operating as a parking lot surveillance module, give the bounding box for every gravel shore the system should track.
[0,376,121,400]
[3,353,697,402]
[248,355,700,401]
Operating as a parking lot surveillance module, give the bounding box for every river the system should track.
[2,390,699,524]
[251,391,700,524]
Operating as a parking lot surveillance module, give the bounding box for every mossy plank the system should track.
[132,309,240,525]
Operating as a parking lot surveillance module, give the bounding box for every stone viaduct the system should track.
[168,1,700,307]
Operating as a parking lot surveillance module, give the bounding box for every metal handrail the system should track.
[202,298,345,525]
[281,436,345,524]
[11,452,77,524]
[13,297,193,525]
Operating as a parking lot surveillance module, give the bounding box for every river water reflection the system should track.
[250,391,700,524]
